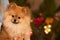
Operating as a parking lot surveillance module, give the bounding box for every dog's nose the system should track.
[14,19,16,22]
[12,19,19,24]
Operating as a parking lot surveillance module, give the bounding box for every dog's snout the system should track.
[14,19,16,22]
[12,19,19,24]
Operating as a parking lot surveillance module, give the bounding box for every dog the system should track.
[3,3,32,40]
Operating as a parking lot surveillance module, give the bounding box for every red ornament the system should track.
[30,32,33,37]
[34,17,44,26]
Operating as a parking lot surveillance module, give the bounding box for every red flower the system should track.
[34,17,44,26]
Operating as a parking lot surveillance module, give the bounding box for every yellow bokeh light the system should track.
[44,26,47,29]
[44,24,52,34]
[44,30,49,34]
[47,29,51,32]
[48,24,51,28]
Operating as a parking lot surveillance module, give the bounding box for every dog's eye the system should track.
[12,15,14,17]
[18,17,20,19]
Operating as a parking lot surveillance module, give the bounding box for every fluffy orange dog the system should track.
[3,3,32,40]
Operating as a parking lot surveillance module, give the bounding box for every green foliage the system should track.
[40,0,56,17]
[9,0,27,6]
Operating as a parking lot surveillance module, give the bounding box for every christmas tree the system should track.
[9,0,60,40]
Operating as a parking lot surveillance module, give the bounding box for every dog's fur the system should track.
[3,3,32,40]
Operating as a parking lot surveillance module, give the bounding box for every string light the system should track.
[44,30,49,34]
[44,24,52,34]
[44,26,47,29]
[47,29,51,32]
[47,24,52,28]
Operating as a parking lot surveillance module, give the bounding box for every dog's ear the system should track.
[7,3,17,10]
[22,7,31,16]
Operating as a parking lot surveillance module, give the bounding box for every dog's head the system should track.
[3,3,31,24]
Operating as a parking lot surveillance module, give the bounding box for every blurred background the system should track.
[0,0,60,40]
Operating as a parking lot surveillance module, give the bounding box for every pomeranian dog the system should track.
[3,3,32,40]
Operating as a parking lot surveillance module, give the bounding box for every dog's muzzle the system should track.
[12,19,19,24]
